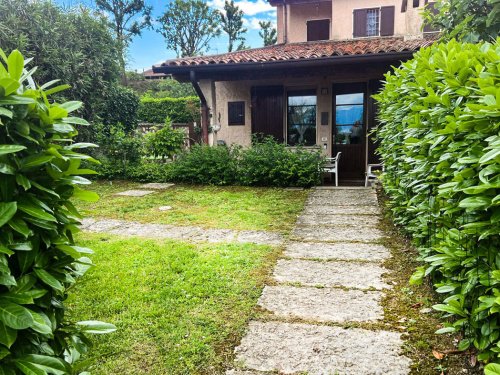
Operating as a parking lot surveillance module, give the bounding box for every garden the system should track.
[0,0,500,373]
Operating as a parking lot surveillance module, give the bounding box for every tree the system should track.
[259,21,277,46]
[157,0,221,58]
[0,0,120,125]
[219,0,248,52]
[95,0,152,81]
[425,0,500,43]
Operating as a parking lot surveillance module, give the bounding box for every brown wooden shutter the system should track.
[228,101,245,125]
[307,19,330,41]
[353,9,368,37]
[251,86,284,142]
[423,2,439,32]
[380,6,395,36]
[401,0,408,12]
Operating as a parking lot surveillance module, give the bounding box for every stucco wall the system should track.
[331,0,406,39]
[287,2,332,43]
[274,0,427,42]
[207,77,338,155]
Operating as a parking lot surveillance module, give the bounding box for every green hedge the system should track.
[0,49,114,372]
[98,139,324,188]
[137,96,200,123]
[375,39,500,362]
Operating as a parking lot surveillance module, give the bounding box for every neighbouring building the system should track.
[153,0,438,183]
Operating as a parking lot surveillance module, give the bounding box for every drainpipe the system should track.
[189,70,209,144]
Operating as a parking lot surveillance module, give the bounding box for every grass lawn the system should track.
[74,181,308,233]
[67,233,279,375]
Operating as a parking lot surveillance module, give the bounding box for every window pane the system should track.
[336,93,364,105]
[366,9,379,36]
[287,94,316,146]
[335,104,363,125]
[288,95,316,106]
[335,124,364,144]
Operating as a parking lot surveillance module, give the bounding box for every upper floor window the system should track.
[423,2,439,32]
[307,19,330,41]
[366,9,380,36]
[353,6,395,38]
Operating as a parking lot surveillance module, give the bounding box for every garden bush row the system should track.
[137,96,200,124]
[375,39,500,362]
[97,137,324,188]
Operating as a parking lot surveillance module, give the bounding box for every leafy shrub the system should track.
[144,119,186,160]
[375,39,500,362]
[126,162,173,182]
[238,137,324,187]
[169,145,240,185]
[94,123,143,177]
[101,85,140,133]
[168,137,324,187]
[138,96,200,124]
[0,50,115,372]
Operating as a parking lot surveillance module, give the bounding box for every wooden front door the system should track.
[332,83,367,181]
[251,86,284,142]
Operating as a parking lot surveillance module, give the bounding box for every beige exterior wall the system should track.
[276,4,285,43]
[332,0,406,39]
[287,1,332,43]
[275,0,428,42]
[201,76,344,156]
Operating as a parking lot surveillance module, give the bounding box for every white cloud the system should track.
[208,0,275,16]
[243,16,276,30]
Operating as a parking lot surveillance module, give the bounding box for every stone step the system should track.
[232,321,410,375]
[302,205,381,216]
[273,259,390,290]
[284,242,390,262]
[296,214,380,227]
[291,225,384,243]
[259,285,383,323]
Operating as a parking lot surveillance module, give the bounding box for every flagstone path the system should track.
[227,187,411,375]
[80,218,284,246]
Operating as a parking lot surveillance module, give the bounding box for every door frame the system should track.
[332,81,368,181]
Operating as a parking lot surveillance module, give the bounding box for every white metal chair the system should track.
[365,163,384,187]
[323,152,341,187]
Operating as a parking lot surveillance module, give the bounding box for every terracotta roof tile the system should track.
[155,37,434,70]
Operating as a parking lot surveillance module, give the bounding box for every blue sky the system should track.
[57,0,277,71]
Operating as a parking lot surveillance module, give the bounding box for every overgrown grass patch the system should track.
[74,181,307,232]
[66,233,280,374]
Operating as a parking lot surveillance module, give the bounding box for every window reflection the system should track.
[335,92,364,145]
[287,90,317,146]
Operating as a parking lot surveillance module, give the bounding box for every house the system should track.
[153,0,437,183]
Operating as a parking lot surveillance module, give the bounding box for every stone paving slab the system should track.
[233,321,411,375]
[284,242,390,262]
[81,218,283,245]
[237,231,283,245]
[291,225,384,243]
[302,205,381,216]
[306,196,378,207]
[139,183,175,190]
[273,259,390,290]
[259,285,383,322]
[296,214,380,227]
[115,189,155,197]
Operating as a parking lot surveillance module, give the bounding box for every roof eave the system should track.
[153,50,416,78]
